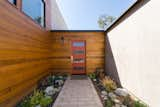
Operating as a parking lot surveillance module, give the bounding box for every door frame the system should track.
[71,40,86,75]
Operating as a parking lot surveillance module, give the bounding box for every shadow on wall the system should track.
[105,35,122,87]
[104,0,150,88]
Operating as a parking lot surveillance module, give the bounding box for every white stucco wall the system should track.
[50,0,68,30]
[107,0,160,106]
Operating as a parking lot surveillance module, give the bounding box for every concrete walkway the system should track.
[53,77,103,107]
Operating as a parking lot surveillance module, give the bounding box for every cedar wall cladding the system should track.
[50,31,105,74]
[0,1,53,106]
[0,1,105,106]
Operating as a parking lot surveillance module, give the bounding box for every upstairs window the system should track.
[8,0,16,5]
[22,0,45,27]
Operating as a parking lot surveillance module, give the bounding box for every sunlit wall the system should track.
[107,0,160,106]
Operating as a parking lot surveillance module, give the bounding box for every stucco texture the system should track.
[107,0,160,106]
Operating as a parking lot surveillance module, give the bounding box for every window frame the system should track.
[8,0,17,5]
[7,0,46,28]
[21,0,46,27]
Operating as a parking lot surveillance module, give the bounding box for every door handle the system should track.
[70,56,73,63]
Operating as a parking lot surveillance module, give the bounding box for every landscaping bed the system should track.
[16,74,68,107]
[88,68,148,107]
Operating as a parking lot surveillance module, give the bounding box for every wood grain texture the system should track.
[50,31,105,74]
[0,1,53,106]
[0,1,105,106]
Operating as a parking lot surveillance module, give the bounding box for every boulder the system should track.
[53,87,61,92]
[55,80,64,86]
[108,92,117,99]
[44,86,55,96]
[113,99,121,104]
[121,105,127,107]
[115,104,121,107]
[93,79,97,82]
[101,90,108,96]
[35,105,41,107]
[114,88,129,97]
[103,96,108,100]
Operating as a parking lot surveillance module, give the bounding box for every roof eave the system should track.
[105,0,142,33]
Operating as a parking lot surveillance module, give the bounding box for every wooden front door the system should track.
[71,40,86,75]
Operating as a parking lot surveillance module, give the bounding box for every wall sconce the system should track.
[60,36,65,45]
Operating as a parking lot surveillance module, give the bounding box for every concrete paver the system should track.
[53,77,103,107]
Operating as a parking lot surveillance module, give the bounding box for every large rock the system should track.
[93,79,97,82]
[55,80,64,86]
[108,92,117,99]
[115,104,121,107]
[44,86,55,96]
[114,88,129,97]
[103,96,108,100]
[54,87,61,92]
[35,105,41,107]
[113,98,121,104]
[101,90,108,96]
[114,104,127,107]
[121,105,127,107]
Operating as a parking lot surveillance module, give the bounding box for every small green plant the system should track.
[102,76,117,92]
[40,96,52,107]
[105,99,114,107]
[30,90,44,106]
[17,97,30,107]
[88,73,96,79]
[30,90,53,107]
[18,90,53,107]
[133,101,147,107]
[47,75,54,86]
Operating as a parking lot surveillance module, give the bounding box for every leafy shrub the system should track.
[40,96,52,107]
[102,76,117,92]
[105,99,114,107]
[123,95,134,106]
[30,90,44,106]
[30,90,53,107]
[38,75,54,89]
[17,97,30,107]
[17,74,68,107]
[133,101,147,107]
[88,73,96,79]
[18,90,53,107]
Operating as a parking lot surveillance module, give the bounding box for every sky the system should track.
[56,0,137,30]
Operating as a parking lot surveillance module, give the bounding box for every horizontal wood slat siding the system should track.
[50,32,105,74]
[0,1,52,106]
[0,1,105,106]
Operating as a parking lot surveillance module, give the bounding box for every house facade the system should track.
[7,0,67,30]
[0,0,159,107]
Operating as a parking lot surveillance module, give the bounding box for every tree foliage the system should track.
[98,15,116,30]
